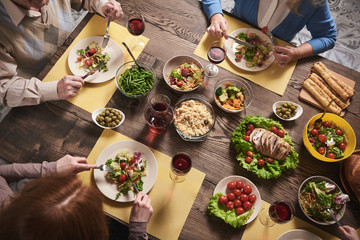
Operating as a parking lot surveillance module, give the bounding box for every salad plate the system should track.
[213,175,261,225]
[276,229,322,240]
[225,28,274,72]
[94,140,158,202]
[68,36,124,83]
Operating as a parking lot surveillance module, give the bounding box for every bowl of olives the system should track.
[92,107,125,129]
[273,101,303,121]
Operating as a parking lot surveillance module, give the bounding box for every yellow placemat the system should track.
[194,14,296,96]
[43,14,149,113]
[78,129,205,240]
[242,200,340,240]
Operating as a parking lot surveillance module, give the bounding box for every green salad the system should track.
[231,115,299,179]
[76,41,110,72]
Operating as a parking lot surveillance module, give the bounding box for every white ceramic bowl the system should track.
[273,101,303,121]
[92,107,125,129]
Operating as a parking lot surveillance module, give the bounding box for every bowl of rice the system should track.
[173,94,215,141]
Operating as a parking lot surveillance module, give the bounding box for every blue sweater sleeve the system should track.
[202,0,223,19]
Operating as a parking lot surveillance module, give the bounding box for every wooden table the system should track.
[1,1,359,239]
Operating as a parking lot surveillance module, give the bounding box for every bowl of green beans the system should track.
[115,61,155,98]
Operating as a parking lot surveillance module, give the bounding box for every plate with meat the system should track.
[231,115,299,179]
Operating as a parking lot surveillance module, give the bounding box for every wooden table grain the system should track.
[0,1,359,239]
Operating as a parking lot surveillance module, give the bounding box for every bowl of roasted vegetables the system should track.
[298,176,349,225]
[214,78,253,113]
[303,113,356,162]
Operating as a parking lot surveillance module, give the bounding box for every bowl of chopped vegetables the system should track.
[115,61,155,98]
[213,78,253,113]
[303,113,356,162]
[163,55,205,92]
[298,176,349,225]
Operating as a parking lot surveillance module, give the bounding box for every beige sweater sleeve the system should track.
[128,222,149,240]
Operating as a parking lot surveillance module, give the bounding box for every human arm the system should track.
[202,0,228,39]
[75,0,123,21]
[273,42,313,67]
[339,226,360,240]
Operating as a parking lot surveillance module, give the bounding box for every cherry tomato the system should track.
[120,161,126,169]
[277,129,285,138]
[234,199,242,208]
[338,142,346,151]
[218,195,228,205]
[176,80,184,87]
[243,201,253,210]
[227,192,236,201]
[317,134,327,143]
[267,157,274,163]
[88,48,97,55]
[119,174,127,183]
[236,181,244,190]
[246,151,253,158]
[243,135,250,142]
[84,59,93,67]
[326,153,335,159]
[270,126,278,134]
[129,157,136,165]
[77,57,83,62]
[245,156,252,163]
[227,181,236,190]
[248,194,257,203]
[226,201,234,210]
[246,130,252,136]
[246,124,254,131]
[335,129,343,135]
[236,207,245,215]
[317,147,325,155]
[240,194,249,203]
[234,189,242,196]
[243,185,252,195]
[310,128,318,136]
[322,121,331,128]
[258,158,265,167]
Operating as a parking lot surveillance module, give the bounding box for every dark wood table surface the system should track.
[1,1,359,239]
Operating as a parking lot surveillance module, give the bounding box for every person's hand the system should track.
[102,0,123,21]
[56,155,96,175]
[339,226,360,240]
[273,45,299,67]
[130,192,153,222]
[57,76,84,99]
[207,13,228,39]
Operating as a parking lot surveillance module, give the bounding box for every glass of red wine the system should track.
[204,41,226,78]
[127,13,145,50]
[144,94,173,134]
[259,201,295,227]
[169,153,192,183]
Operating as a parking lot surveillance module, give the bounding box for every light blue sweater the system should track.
[202,0,337,55]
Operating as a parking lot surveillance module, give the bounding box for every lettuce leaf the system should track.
[208,193,254,228]
[231,115,299,179]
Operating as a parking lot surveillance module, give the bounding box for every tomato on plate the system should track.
[277,129,285,138]
[322,121,331,128]
[120,161,126,169]
[243,201,253,210]
[326,153,335,159]
[335,129,343,135]
[246,124,254,131]
[338,142,346,151]
[88,48,97,55]
[236,181,244,189]
[246,151,253,158]
[243,135,250,142]
[236,207,245,215]
[246,130,252,136]
[85,59,93,67]
[227,192,236,201]
[234,189,242,196]
[258,158,265,167]
[243,185,252,195]
[234,199,242,208]
[267,157,274,163]
[219,195,228,204]
[226,201,235,210]
[227,181,236,190]
[248,194,256,203]
[310,128,318,136]
[270,126,278,134]
[317,147,325,155]
[129,157,136,165]
[317,134,327,143]
[240,194,248,203]
[245,156,252,163]
[119,174,127,183]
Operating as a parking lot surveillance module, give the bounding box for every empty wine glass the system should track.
[204,41,226,78]
[259,200,295,227]
[127,13,145,50]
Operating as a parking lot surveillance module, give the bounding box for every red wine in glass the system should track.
[128,18,145,36]
[207,46,226,64]
[170,153,192,182]
[269,201,295,223]
[144,94,173,134]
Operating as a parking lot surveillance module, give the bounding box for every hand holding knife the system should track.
[82,60,105,79]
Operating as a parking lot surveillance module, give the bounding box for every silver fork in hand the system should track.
[95,164,115,173]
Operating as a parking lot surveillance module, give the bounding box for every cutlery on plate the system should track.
[82,60,105,79]
[95,164,115,173]
[326,208,342,227]
[126,170,139,193]
[228,35,255,48]
[102,16,112,49]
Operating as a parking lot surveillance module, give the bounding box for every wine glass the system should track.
[144,94,173,134]
[127,13,145,50]
[259,201,295,227]
[169,153,192,183]
[204,41,226,78]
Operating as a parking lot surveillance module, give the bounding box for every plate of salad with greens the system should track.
[298,176,349,225]
[225,28,274,72]
[208,176,261,228]
[94,140,158,202]
[68,36,124,83]
[231,115,299,179]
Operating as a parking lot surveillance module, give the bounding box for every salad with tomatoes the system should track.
[105,150,147,200]
[168,62,204,91]
[231,115,299,179]
[76,41,110,72]
[307,121,347,159]
[208,180,256,228]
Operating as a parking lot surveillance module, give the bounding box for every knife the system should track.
[82,60,105,79]
[126,170,139,193]
[228,35,255,48]
[102,16,112,49]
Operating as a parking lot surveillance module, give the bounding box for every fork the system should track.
[102,16,112,48]
[95,164,115,173]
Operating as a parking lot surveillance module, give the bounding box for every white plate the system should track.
[277,229,322,240]
[94,140,158,202]
[273,101,303,121]
[213,175,261,225]
[91,108,125,129]
[68,36,124,83]
[225,28,274,72]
